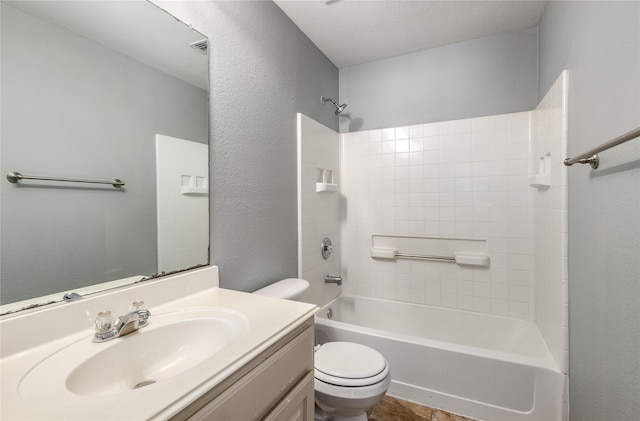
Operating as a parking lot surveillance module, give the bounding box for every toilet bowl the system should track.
[314,341,391,421]
[254,279,391,421]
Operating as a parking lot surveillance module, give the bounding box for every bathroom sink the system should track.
[19,308,249,398]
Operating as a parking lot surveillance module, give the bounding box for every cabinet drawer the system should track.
[189,323,314,421]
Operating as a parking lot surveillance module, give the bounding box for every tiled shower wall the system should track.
[340,112,536,319]
[298,75,568,370]
[337,72,569,371]
[297,114,342,306]
[533,71,569,372]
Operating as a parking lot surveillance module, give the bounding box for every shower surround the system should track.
[338,71,568,373]
[297,73,569,419]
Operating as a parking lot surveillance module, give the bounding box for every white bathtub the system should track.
[314,295,567,421]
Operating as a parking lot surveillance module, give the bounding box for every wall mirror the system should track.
[0,0,209,314]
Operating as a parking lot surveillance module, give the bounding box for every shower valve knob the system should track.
[321,237,334,259]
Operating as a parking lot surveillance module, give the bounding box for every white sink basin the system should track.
[19,308,249,398]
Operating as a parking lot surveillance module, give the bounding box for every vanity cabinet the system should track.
[172,317,315,421]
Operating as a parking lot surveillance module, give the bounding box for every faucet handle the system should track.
[94,310,116,334]
[129,301,147,312]
[129,300,150,327]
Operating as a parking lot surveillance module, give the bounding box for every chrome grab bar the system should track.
[394,253,456,263]
[6,171,125,188]
[564,126,640,169]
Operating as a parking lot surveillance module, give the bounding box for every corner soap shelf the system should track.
[529,153,551,189]
[316,168,338,193]
[316,183,338,193]
[181,187,208,195]
[181,175,208,196]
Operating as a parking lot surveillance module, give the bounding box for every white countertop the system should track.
[0,267,317,420]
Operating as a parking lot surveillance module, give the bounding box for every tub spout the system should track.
[325,275,342,286]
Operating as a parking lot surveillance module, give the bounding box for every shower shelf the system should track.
[316,182,338,193]
[528,174,550,189]
[529,153,551,189]
[316,167,337,193]
[181,187,208,196]
[180,174,208,195]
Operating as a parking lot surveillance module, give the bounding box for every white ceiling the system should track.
[274,0,547,68]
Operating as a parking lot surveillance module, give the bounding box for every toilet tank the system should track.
[253,278,310,301]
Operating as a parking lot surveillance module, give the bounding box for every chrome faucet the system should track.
[93,301,150,343]
[325,275,343,286]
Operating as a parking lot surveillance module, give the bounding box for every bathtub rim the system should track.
[315,295,561,374]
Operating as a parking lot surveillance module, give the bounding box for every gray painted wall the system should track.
[539,2,640,420]
[155,1,339,292]
[1,4,208,303]
[338,26,539,132]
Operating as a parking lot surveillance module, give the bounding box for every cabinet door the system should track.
[263,372,314,421]
[187,325,313,421]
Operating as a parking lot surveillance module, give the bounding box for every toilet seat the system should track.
[314,342,389,387]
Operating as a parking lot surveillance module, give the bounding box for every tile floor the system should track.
[370,395,479,421]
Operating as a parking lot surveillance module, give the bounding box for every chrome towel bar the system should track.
[564,126,640,169]
[6,171,125,188]
[370,235,490,267]
[371,247,490,267]
[395,253,456,263]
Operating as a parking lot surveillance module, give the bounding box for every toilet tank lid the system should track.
[253,278,309,299]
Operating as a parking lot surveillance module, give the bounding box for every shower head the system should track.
[321,96,348,115]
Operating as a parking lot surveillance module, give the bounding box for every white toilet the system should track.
[254,278,391,421]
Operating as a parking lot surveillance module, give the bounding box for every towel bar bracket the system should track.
[564,154,599,169]
[564,126,639,168]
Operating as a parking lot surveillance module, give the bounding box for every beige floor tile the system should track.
[370,395,480,421]
[431,408,477,421]
[370,395,432,420]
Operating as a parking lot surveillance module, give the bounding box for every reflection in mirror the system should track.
[0,1,209,314]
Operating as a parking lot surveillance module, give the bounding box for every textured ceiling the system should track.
[274,0,547,68]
